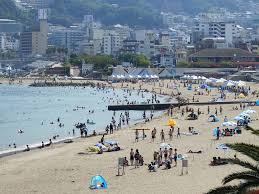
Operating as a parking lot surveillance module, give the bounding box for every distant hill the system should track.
[48,0,243,27]
[0,0,36,25]
[0,0,254,28]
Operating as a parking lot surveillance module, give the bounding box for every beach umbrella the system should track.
[160,143,172,151]
[137,75,142,78]
[167,119,177,127]
[201,76,207,80]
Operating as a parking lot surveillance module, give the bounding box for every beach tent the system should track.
[188,85,192,90]
[167,119,177,127]
[256,100,259,106]
[89,175,108,190]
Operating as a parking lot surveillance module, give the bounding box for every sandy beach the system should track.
[0,77,259,194]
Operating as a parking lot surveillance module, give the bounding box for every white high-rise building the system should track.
[103,32,120,56]
[194,21,238,46]
[82,15,94,40]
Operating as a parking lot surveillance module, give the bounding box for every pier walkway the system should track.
[108,101,256,111]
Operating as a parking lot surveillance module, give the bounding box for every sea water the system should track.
[0,84,167,150]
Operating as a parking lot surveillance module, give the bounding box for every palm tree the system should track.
[207,143,259,194]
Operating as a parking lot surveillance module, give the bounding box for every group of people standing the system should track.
[150,127,180,143]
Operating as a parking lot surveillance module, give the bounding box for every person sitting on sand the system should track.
[148,162,158,172]
[139,155,144,166]
[224,116,228,122]
[163,160,171,170]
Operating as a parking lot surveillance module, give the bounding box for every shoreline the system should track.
[0,80,169,158]
[0,112,166,159]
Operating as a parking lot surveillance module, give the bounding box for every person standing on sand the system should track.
[159,148,163,161]
[164,148,168,161]
[134,149,140,168]
[151,129,155,142]
[216,127,220,140]
[109,123,113,134]
[160,130,165,142]
[220,106,223,114]
[130,148,134,166]
[177,128,181,138]
[215,108,218,116]
[207,106,210,114]
[105,125,109,134]
[174,149,178,166]
[135,130,139,142]
[169,148,173,163]
[169,128,173,141]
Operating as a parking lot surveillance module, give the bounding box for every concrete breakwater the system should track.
[29,81,107,88]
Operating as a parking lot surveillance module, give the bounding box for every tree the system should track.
[207,127,259,194]
[118,53,151,67]
[63,62,71,76]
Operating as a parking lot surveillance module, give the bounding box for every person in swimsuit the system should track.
[130,148,134,166]
[164,148,168,161]
[169,148,173,163]
[169,128,173,141]
[160,130,165,142]
[174,149,178,166]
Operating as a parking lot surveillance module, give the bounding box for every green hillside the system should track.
[0,0,252,28]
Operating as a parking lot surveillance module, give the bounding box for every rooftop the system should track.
[189,48,258,58]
